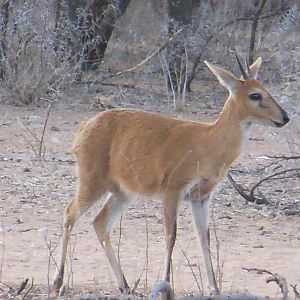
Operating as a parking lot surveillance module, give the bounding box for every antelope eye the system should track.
[249,93,262,101]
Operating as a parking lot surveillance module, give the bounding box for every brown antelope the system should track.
[54,56,289,294]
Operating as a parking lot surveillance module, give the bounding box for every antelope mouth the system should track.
[270,120,286,128]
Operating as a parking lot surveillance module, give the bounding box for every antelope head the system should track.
[204,55,290,128]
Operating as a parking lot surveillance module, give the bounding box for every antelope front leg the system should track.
[191,195,219,294]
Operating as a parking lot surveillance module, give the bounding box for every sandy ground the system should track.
[1,103,300,299]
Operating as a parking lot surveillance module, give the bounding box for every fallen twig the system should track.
[242,267,288,300]
[228,168,300,205]
[290,284,300,299]
[22,277,33,300]
[227,173,268,204]
[16,278,29,295]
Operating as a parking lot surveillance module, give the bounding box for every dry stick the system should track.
[175,42,188,111]
[21,123,40,158]
[249,168,300,195]
[180,248,202,294]
[248,0,267,65]
[290,284,300,299]
[133,202,150,293]
[266,154,300,160]
[0,223,4,283]
[196,258,204,295]
[68,234,77,292]
[0,281,14,298]
[242,267,289,300]
[255,154,300,173]
[227,172,268,204]
[38,101,54,159]
[21,278,34,300]
[255,157,288,173]
[44,236,58,299]
[228,168,300,205]
[46,239,52,298]
[212,214,223,293]
[16,278,29,295]
[162,53,177,109]
[107,29,182,79]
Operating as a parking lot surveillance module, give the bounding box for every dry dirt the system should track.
[1,101,300,299]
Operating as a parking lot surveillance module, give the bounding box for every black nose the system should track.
[283,111,290,124]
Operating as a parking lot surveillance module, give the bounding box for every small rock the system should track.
[51,126,61,132]
[23,167,30,173]
[253,244,264,248]
[16,217,23,224]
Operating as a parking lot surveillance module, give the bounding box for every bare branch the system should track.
[16,278,29,295]
[107,29,182,78]
[39,101,54,159]
[21,278,34,300]
[290,284,300,299]
[228,167,300,205]
[181,248,203,294]
[242,267,288,300]
[227,173,268,204]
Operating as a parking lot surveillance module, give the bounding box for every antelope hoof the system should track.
[208,285,220,295]
[119,276,130,294]
[53,275,63,293]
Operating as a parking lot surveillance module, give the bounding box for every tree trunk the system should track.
[248,0,267,65]
[67,0,131,70]
[58,0,131,70]
[0,0,9,80]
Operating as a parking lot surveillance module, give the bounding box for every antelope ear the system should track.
[249,57,262,79]
[204,61,239,94]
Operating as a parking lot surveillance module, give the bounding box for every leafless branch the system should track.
[242,267,288,300]
[21,278,34,300]
[227,173,268,204]
[44,236,58,298]
[212,213,223,293]
[290,284,300,299]
[228,168,300,205]
[16,278,29,295]
[38,100,54,159]
[265,154,300,160]
[0,223,4,283]
[180,248,203,295]
[107,29,182,78]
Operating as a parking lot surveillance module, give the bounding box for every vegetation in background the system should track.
[0,0,298,107]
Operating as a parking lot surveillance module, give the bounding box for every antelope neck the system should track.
[210,96,252,159]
